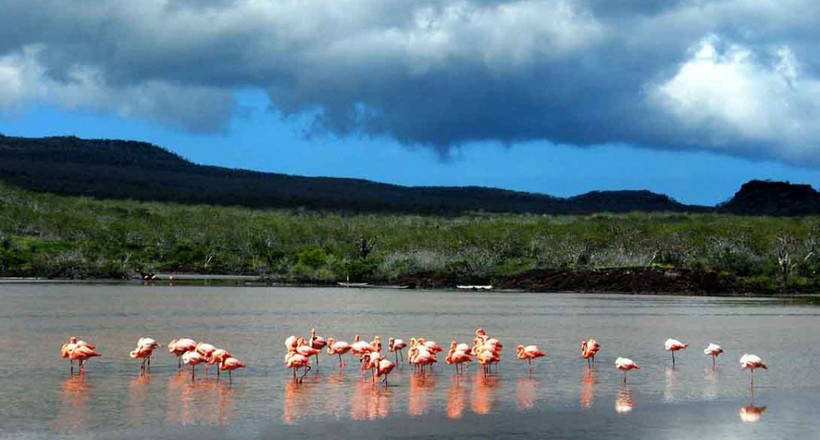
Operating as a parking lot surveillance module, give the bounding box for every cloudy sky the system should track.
[1,0,818,204]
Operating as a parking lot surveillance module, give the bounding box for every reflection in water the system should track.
[166,373,235,426]
[283,381,312,425]
[408,374,437,416]
[664,367,678,402]
[580,369,597,409]
[53,375,91,433]
[446,381,467,419]
[702,368,719,400]
[127,374,152,426]
[471,374,499,415]
[739,405,767,423]
[516,377,538,410]
[615,385,634,414]
[351,381,392,420]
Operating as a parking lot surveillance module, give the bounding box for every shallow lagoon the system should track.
[0,285,817,439]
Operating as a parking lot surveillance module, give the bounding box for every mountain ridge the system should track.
[0,134,816,215]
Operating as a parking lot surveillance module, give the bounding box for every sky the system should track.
[0,0,818,206]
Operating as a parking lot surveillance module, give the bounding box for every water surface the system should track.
[0,285,817,439]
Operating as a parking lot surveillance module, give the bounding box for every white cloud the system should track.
[649,36,820,163]
[0,45,234,131]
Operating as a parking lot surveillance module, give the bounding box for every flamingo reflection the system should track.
[53,375,91,433]
[127,373,151,426]
[515,377,538,410]
[283,380,313,425]
[166,375,235,425]
[446,382,467,419]
[471,373,499,415]
[739,405,767,423]
[614,385,634,414]
[351,380,392,420]
[408,373,436,416]
[664,367,678,402]
[580,369,597,408]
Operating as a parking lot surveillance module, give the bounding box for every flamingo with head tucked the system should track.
[445,340,472,374]
[60,337,97,375]
[209,348,232,378]
[182,350,206,380]
[168,338,196,369]
[615,357,639,383]
[665,338,688,367]
[740,354,767,387]
[220,356,246,384]
[130,337,160,373]
[704,343,724,368]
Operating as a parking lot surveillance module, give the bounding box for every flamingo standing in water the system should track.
[60,337,98,374]
[351,335,375,361]
[740,354,767,386]
[326,337,352,368]
[516,345,546,371]
[445,340,472,374]
[665,338,688,367]
[209,348,232,379]
[615,357,639,383]
[310,329,327,366]
[388,338,407,363]
[285,351,311,383]
[581,338,600,366]
[129,337,160,373]
[704,343,724,368]
[220,356,246,384]
[168,338,197,370]
[195,342,217,376]
[374,357,396,386]
[182,350,206,380]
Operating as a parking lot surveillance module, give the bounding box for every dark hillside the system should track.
[0,134,704,214]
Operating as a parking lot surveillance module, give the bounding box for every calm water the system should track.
[0,284,818,439]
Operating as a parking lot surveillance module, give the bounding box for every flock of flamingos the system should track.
[58,327,769,387]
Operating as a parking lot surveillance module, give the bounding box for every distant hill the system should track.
[0,134,814,215]
[720,180,820,216]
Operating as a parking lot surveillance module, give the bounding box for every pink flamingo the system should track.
[374,357,396,386]
[182,350,206,380]
[60,337,97,374]
[220,356,246,384]
[665,338,688,367]
[581,338,600,366]
[310,328,327,365]
[195,342,217,376]
[168,338,197,370]
[388,338,407,363]
[614,357,639,383]
[285,351,311,383]
[129,337,160,373]
[516,345,546,371]
[326,337,352,368]
[445,340,472,374]
[704,343,724,368]
[209,348,233,379]
[351,335,375,360]
[68,344,101,374]
[740,354,767,386]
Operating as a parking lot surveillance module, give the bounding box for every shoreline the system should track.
[2,267,817,297]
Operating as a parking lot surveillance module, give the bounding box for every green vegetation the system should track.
[0,184,817,293]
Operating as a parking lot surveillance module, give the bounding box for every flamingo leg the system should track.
[70,360,74,375]
[229,370,232,385]
[300,366,311,383]
[178,356,182,370]
[672,351,675,367]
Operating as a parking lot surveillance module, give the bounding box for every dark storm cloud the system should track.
[1,0,819,165]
